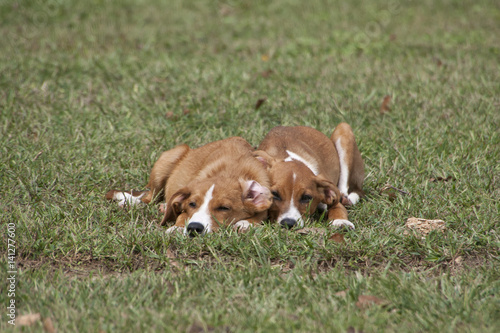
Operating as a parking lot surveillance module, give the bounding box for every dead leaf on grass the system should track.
[255,98,267,110]
[379,184,409,200]
[356,295,388,309]
[260,69,274,78]
[329,233,345,243]
[334,289,348,298]
[17,313,41,326]
[380,95,391,114]
[43,317,56,333]
[429,176,455,182]
[404,217,446,239]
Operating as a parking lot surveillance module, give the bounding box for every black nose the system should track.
[280,218,296,229]
[186,222,205,236]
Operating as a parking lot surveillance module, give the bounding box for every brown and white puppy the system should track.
[254,123,364,229]
[106,137,272,236]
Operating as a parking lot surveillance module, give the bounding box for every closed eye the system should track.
[300,194,313,203]
[271,191,282,201]
[216,206,231,211]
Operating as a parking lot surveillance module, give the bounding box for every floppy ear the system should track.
[253,150,277,169]
[160,188,190,226]
[241,180,272,211]
[315,176,340,206]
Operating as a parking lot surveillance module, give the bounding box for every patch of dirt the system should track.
[15,250,493,279]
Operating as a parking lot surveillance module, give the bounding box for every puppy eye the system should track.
[300,194,313,203]
[188,202,197,208]
[271,191,281,201]
[217,206,231,211]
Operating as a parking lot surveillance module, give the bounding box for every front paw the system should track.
[329,219,355,229]
[233,220,252,233]
[166,226,184,234]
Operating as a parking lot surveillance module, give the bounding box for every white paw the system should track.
[329,219,355,229]
[233,220,252,233]
[113,192,145,207]
[166,226,184,234]
[347,192,360,205]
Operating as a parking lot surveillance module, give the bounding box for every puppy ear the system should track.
[161,188,190,225]
[253,150,276,169]
[315,176,340,206]
[241,180,272,211]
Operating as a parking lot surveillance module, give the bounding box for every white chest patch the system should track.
[284,150,319,176]
[184,184,215,235]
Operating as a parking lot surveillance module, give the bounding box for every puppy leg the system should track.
[233,211,268,233]
[166,212,188,234]
[331,123,365,206]
[142,144,190,204]
[105,190,148,207]
[327,202,355,229]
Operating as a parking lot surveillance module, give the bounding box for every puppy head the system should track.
[265,161,340,229]
[164,178,272,236]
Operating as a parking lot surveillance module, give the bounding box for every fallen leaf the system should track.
[165,111,175,119]
[389,34,397,41]
[33,151,43,161]
[166,248,176,259]
[261,54,270,62]
[356,295,388,309]
[429,176,454,182]
[434,57,443,67]
[334,290,348,297]
[404,217,446,239]
[379,184,409,200]
[255,98,267,110]
[17,313,41,326]
[182,108,190,115]
[329,233,345,243]
[261,69,274,78]
[43,317,56,333]
[454,256,463,265]
[297,227,326,236]
[380,95,391,114]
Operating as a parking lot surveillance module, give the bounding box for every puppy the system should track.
[254,123,364,229]
[106,137,272,236]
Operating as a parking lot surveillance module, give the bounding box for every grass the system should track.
[1,0,499,331]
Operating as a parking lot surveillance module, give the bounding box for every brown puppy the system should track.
[254,123,364,229]
[106,137,272,236]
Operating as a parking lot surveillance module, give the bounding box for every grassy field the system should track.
[1,0,499,331]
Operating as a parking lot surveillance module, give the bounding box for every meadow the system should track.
[1,0,499,331]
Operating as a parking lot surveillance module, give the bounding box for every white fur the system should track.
[234,220,251,232]
[278,196,304,228]
[285,150,319,176]
[347,192,360,205]
[166,226,183,234]
[113,191,145,207]
[335,138,349,196]
[329,219,355,229]
[184,184,215,235]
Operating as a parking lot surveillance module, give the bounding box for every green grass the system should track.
[1,0,499,331]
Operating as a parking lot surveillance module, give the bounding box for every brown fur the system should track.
[106,137,272,232]
[255,124,364,227]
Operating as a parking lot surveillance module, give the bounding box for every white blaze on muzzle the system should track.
[184,184,215,235]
